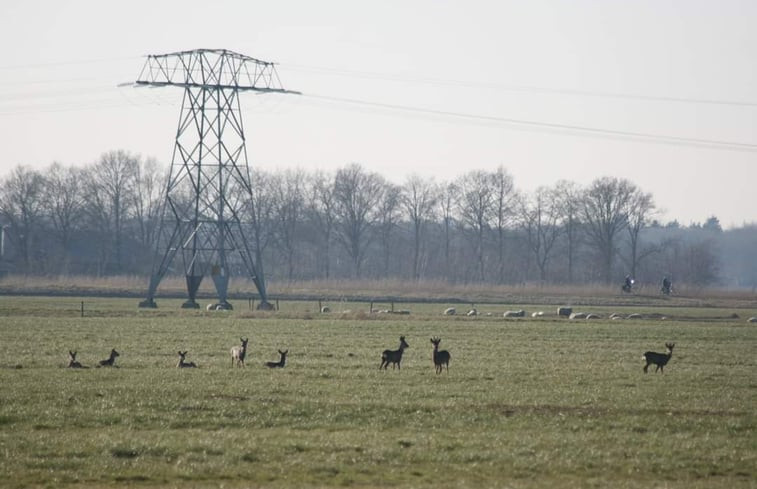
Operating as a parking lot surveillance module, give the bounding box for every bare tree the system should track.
[246,168,276,280]
[402,174,438,281]
[518,186,562,282]
[490,167,516,283]
[438,182,458,281]
[43,163,84,272]
[0,165,45,272]
[554,180,582,283]
[457,170,495,281]
[271,169,305,281]
[82,150,138,274]
[333,163,384,278]
[581,177,636,283]
[132,157,165,258]
[376,182,402,278]
[306,171,336,279]
[624,190,657,278]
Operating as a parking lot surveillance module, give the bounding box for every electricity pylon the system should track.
[133,49,299,309]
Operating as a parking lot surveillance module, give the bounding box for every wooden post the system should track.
[319,299,322,312]
[248,298,252,310]
[276,299,279,311]
[81,301,84,318]
[391,301,394,312]
[370,301,373,313]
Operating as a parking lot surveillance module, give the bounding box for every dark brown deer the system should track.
[643,342,675,373]
[430,337,451,374]
[98,349,120,367]
[67,350,88,369]
[380,336,409,370]
[230,338,249,368]
[265,349,288,368]
[177,351,197,368]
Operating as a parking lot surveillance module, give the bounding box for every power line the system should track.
[284,63,757,108]
[301,93,757,152]
[0,55,141,71]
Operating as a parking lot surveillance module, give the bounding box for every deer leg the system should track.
[643,363,649,373]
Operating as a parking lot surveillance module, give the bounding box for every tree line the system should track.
[1,149,754,289]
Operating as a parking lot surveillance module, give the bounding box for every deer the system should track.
[380,336,409,370]
[430,337,451,374]
[643,342,675,373]
[67,350,88,369]
[98,348,120,367]
[177,351,197,368]
[265,349,288,368]
[230,338,249,368]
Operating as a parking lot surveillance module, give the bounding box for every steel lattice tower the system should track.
[134,49,298,309]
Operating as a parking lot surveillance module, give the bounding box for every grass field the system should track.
[0,296,755,488]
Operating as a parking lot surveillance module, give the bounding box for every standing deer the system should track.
[98,349,120,367]
[380,336,409,370]
[265,349,288,368]
[230,338,249,368]
[430,337,451,374]
[67,350,88,369]
[643,342,675,373]
[177,351,197,368]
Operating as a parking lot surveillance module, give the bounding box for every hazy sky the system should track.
[0,0,755,227]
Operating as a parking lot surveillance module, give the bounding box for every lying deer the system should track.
[643,342,675,373]
[380,336,409,370]
[230,338,249,368]
[67,350,88,369]
[430,337,451,374]
[98,348,120,367]
[177,351,197,368]
[265,349,288,368]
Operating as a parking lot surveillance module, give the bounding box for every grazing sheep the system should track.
[531,311,544,318]
[557,307,572,317]
[320,306,331,313]
[466,309,478,317]
[444,307,456,316]
[503,310,525,318]
[586,313,601,320]
[609,313,624,320]
[627,313,643,320]
[748,317,757,323]
[569,312,587,320]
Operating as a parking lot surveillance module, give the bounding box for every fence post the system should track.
[81,301,84,318]
[319,299,322,312]
[276,299,279,311]
[370,301,373,313]
[391,301,394,313]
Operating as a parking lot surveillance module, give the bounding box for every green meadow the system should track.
[0,296,755,488]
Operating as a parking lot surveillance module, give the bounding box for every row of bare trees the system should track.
[0,152,742,288]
